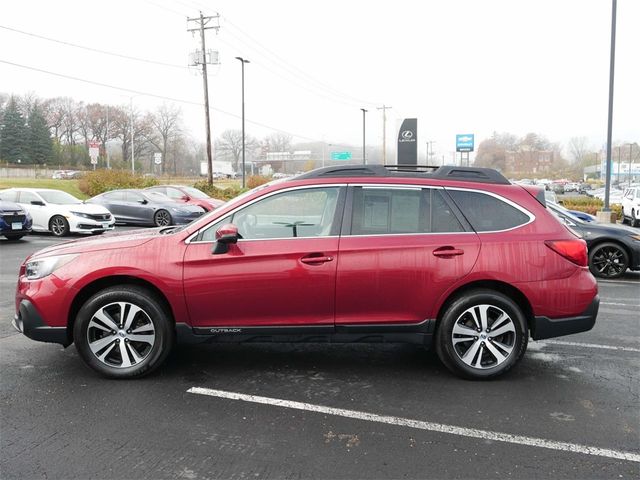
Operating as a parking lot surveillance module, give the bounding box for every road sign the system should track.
[331,151,352,161]
[89,141,100,164]
[154,152,162,165]
[456,134,474,152]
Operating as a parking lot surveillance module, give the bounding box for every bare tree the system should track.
[148,103,182,174]
[568,136,590,165]
[217,129,258,173]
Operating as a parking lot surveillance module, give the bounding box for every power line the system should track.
[0,24,189,70]
[0,58,324,143]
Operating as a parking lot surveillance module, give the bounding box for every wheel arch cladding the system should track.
[67,275,175,343]
[435,280,534,334]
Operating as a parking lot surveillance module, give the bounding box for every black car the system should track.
[0,200,32,240]
[548,202,640,279]
[86,189,205,226]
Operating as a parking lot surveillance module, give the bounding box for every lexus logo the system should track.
[401,130,414,139]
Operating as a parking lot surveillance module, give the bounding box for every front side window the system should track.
[447,190,531,232]
[37,190,81,205]
[200,187,341,241]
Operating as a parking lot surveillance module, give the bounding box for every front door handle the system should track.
[300,254,334,265]
[433,246,464,257]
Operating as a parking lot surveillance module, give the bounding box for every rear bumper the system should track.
[13,299,71,347]
[531,295,599,340]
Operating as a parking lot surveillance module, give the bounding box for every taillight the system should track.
[545,239,588,267]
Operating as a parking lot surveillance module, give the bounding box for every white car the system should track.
[0,188,115,237]
[622,186,640,227]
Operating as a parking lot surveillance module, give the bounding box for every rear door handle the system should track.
[433,247,464,257]
[300,254,334,265]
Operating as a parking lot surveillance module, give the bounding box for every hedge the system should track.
[79,170,158,197]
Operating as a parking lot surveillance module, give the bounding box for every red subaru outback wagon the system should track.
[13,165,599,379]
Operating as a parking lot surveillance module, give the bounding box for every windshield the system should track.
[181,186,209,199]
[37,190,82,205]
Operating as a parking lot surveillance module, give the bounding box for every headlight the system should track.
[24,254,79,280]
[170,207,188,214]
[70,211,91,219]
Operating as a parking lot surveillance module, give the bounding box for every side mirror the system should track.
[181,195,190,201]
[31,200,45,206]
[212,223,239,255]
[138,199,148,204]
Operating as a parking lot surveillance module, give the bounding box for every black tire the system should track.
[154,209,172,227]
[632,209,640,228]
[588,242,629,279]
[435,289,528,380]
[49,215,70,237]
[73,285,175,378]
[4,234,25,241]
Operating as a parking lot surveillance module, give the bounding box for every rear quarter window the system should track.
[447,190,531,232]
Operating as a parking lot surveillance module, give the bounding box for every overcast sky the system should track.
[0,0,638,163]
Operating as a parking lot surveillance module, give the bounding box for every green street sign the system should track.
[331,151,352,161]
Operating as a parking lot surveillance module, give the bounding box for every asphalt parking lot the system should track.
[1,229,638,479]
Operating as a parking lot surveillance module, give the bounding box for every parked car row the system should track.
[0,185,223,237]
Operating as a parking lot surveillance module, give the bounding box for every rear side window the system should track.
[104,191,125,201]
[350,187,464,235]
[447,190,530,232]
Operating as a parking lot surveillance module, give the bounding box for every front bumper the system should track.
[531,295,599,340]
[69,216,116,234]
[12,299,71,347]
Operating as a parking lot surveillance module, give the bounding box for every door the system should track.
[123,191,155,224]
[335,186,481,325]
[17,191,48,231]
[183,186,345,327]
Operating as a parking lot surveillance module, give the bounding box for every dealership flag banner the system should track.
[397,118,417,165]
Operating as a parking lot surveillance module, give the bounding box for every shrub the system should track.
[79,169,159,197]
[193,180,246,201]
[561,196,622,219]
[246,175,271,189]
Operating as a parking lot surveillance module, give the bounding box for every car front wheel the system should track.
[49,215,70,236]
[73,286,174,378]
[154,209,172,227]
[436,290,528,379]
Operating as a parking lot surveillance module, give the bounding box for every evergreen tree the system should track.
[27,103,53,164]
[0,96,27,163]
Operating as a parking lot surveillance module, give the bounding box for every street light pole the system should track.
[603,0,617,212]
[360,108,367,164]
[235,57,249,188]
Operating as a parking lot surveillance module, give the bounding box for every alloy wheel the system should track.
[86,302,156,368]
[155,210,171,226]
[51,217,67,236]
[451,304,516,369]
[591,245,627,278]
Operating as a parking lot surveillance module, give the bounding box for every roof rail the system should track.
[295,164,510,185]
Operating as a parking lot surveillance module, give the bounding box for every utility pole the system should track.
[105,105,110,169]
[377,105,391,164]
[360,108,367,164]
[188,12,220,186]
[603,0,617,212]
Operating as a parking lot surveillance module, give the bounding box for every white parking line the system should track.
[601,301,640,307]
[598,280,640,286]
[543,340,640,353]
[187,387,640,463]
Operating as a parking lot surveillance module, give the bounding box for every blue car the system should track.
[0,200,32,240]
[567,210,597,222]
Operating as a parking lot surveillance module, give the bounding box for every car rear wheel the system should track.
[154,209,172,227]
[49,215,70,236]
[632,209,640,228]
[73,286,174,378]
[589,242,629,279]
[435,290,528,379]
